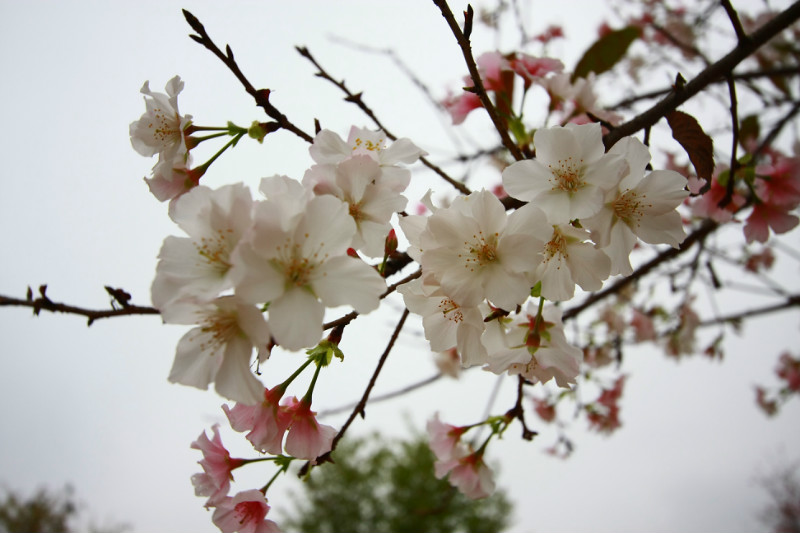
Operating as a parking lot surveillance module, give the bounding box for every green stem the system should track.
[261,462,290,494]
[194,132,244,174]
[278,356,316,392]
[302,358,324,404]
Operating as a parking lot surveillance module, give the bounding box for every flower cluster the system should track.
[145,122,425,405]
[400,122,689,392]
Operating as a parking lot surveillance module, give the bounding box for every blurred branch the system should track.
[697,294,800,327]
[182,9,314,143]
[563,219,719,322]
[604,1,800,148]
[318,372,444,417]
[0,286,158,326]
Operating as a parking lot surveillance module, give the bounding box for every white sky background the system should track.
[0,1,798,532]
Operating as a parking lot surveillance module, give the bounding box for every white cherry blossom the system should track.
[417,190,548,310]
[303,155,408,257]
[152,183,253,310]
[534,223,611,301]
[231,194,386,351]
[502,122,626,224]
[163,295,270,405]
[583,137,689,275]
[483,303,582,388]
[309,127,426,192]
[398,273,488,367]
[130,75,192,163]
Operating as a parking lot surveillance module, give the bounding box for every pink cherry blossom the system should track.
[190,424,244,507]
[434,451,496,500]
[427,413,468,461]
[144,153,204,203]
[442,89,483,125]
[224,386,291,455]
[282,397,337,462]
[212,490,281,533]
[509,54,563,87]
[690,176,745,223]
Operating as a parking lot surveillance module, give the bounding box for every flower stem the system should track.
[302,358,324,404]
[278,357,316,392]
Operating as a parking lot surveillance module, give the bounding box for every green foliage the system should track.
[572,26,640,82]
[0,485,77,533]
[281,433,513,533]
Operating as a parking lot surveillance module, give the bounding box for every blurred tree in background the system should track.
[281,433,513,533]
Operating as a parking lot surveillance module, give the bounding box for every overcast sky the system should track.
[1,1,799,532]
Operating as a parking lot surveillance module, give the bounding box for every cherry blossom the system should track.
[129,75,191,162]
[224,386,291,455]
[212,490,281,533]
[308,127,426,192]
[152,183,253,310]
[427,413,467,461]
[282,397,337,462]
[162,295,270,405]
[442,89,482,125]
[534,223,611,302]
[583,137,689,275]
[190,424,243,507]
[502,122,626,224]
[434,450,496,500]
[231,194,386,351]
[303,155,408,257]
[144,153,203,203]
[483,304,583,388]
[397,273,488,367]
[415,190,548,310]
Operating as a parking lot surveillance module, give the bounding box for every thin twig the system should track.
[562,219,719,322]
[299,308,410,476]
[432,0,525,161]
[317,372,444,418]
[182,9,313,143]
[697,294,800,327]
[720,0,749,44]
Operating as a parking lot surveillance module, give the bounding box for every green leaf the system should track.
[572,26,640,82]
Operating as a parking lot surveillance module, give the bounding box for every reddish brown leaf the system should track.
[666,110,715,180]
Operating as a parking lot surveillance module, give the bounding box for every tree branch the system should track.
[0,286,159,326]
[432,0,525,161]
[603,1,800,149]
[182,9,314,143]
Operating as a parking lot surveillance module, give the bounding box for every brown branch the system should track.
[431,0,525,161]
[720,0,749,44]
[698,294,800,328]
[182,9,314,143]
[0,286,159,326]
[562,219,719,322]
[504,375,537,441]
[295,45,471,196]
[609,67,800,110]
[603,1,800,149]
[299,308,410,476]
